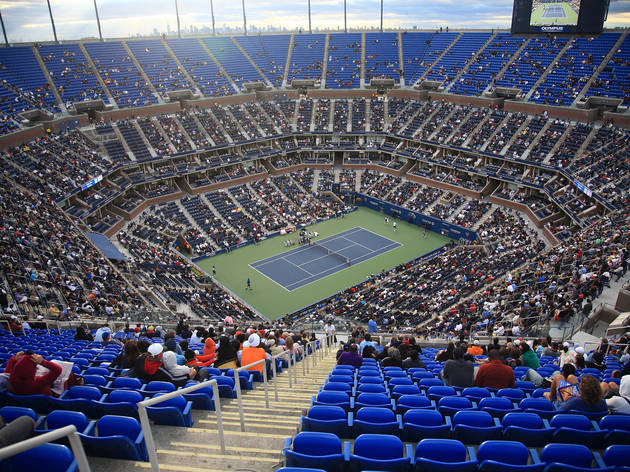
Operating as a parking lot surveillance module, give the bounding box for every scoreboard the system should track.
[511,0,609,34]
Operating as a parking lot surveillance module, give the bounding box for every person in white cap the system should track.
[137,343,190,387]
[238,333,270,374]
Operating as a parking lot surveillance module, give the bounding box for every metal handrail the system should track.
[233,357,268,432]
[138,379,224,472]
[0,424,90,472]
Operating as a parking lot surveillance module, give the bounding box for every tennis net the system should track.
[311,240,351,266]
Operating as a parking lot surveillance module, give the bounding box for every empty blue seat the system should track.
[427,386,457,402]
[323,382,353,395]
[396,395,432,414]
[497,388,527,402]
[353,407,400,437]
[211,376,236,398]
[519,397,557,420]
[35,410,94,437]
[82,375,107,388]
[501,412,554,447]
[451,410,501,444]
[349,433,411,472]
[93,390,142,418]
[182,380,215,411]
[391,385,421,399]
[357,383,388,395]
[412,371,435,381]
[540,443,606,472]
[8,443,77,472]
[551,413,605,448]
[312,391,352,411]
[0,405,39,423]
[462,387,492,402]
[358,376,384,385]
[79,415,147,461]
[146,394,193,427]
[402,409,451,442]
[355,393,392,409]
[61,386,104,401]
[477,439,545,472]
[143,381,176,394]
[418,378,444,391]
[283,432,345,472]
[388,378,414,390]
[514,381,536,394]
[110,377,143,390]
[328,375,354,385]
[600,415,630,446]
[603,445,630,471]
[479,397,520,418]
[437,396,475,417]
[415,438,477,472]
[301,405,349,437]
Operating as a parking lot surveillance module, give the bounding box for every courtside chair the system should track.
[414,438,477,472]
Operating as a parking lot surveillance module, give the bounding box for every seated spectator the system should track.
[362,344,377,359]
[9,353,62,396]
[519,342,540,369]
[93,324,112,342]
[267,337,284,357]
[101,331,122,347]
[164,331,182,355]
[402,349,426,369]
[544,364,579,406]
[559,375,607,413]
[111,340,141,371]
[214,336,237,369]
[467,340,484,356]
[436,342,455,362]
[475,348,515,389]
[337,343,363,369]
[162,350,196,385]
[74,326,93,341]
[381,347,403,368]
[202,337,216,363]
[605,375,630,415]
[359,333,375,355]
[239,334,271,373]
[135,343,189,387]
[441,347,474,388]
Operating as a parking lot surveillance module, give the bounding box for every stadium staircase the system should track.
[482,37,532,95]
[543,124,573,164]
[112,123,137,161]
[524,38,574,101]
[161,38,203,96]
[416,32,463,85]
[232,38,272,87]
[397,32,405,87]
[151,117,179,154]
[197,40,240,94]
[121,41,163,103]
[31,45,66,113]
[77,42,118,108]
[500,116,531,156]
[444,31,497,93]
[575,31,629,105]
[360,33,366,88]
[321,34,331,89]
[282,34,294,87]
[90,349,339,472]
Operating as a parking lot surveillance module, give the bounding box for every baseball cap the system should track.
[148,343,163,356]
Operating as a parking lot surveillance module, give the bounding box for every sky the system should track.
[0,0,628,43]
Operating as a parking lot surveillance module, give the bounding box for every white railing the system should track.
[138,379,224,472]
[232,357,269,432]
[0,424,91,472]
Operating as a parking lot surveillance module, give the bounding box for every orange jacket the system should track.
[240,347,266,373]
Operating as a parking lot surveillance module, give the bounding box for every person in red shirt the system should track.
[9,353,62,396]
[475,349,515,389]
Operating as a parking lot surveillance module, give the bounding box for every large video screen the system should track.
[530,0,581,26]
[511,0,608,34]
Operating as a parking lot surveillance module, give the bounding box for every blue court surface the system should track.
[542,5,567,18]
[250,227,401,291]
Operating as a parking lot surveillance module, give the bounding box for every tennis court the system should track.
[542,5,567,18]
[250,227,401,291]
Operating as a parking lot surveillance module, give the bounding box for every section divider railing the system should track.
[138,379,224,472]
[233,357,269,432]
[0,424,91,472]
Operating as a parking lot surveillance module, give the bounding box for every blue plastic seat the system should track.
[110,377,143,390]
[61,385,104,401]
[323,382,353,395]
[93,390,142,418]
[519,397,557,420]
[35,410,94,437]
[497,388,527,402]
[182,380,215,411]
[451,410,502,444]
[211,376,236,398]
[357,383,388,395]
[514,381,536,394]
[600,415,630,446]
[312,391,352,411]
[540,443,609,472]
[301,405,349,437]
[354,407,400,437]
[479,396,520,418]
[82,374,107,388]
[477,439,545,472]
[0,405,39,423]
[8,443,77,472]
[462,387,492,402]
[396,394,432,414]
[355,393,392,409]
[358,376,384,385]
[501,412,554,447]
[225,369,254,390]
[349,433,411,472]
[143,381,176,394]
[412,371,435,381]
[418,378,444,392]
[146,394,193,427]
[402,409,451,442]
[437,396,475,417]
[391,384,420,399]
[283,431,345,472]
[328,375,354,385]
[414,438,477,472]
[551,413,605,448]
[388,378,414,390]
[603,445,630,471]
[427,386,457,402]
[80,415,147,460]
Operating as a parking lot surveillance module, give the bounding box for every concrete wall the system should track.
[504,100,600,121]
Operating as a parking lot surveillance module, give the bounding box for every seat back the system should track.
[10,443,76,472]
[323,382,352,394]
[497,388,526,401]
[540,443,593,468]
[519,397,554,411]
[355,393,390,407]
[356,384,387,394]
[453,410,494,427]
[65,386,102,400]
[603,444,630,467]
[502,412,544,429]
[0,406,38,423]
[292,431,341,456]
[477,440,529,465]
[416,438,467,462]
[404,409,443,426]
[45,410,89,431]
[97,415,141,439]
[353,433,403,460]
[550,413,592,430]
[107,390,143,404]
[355,407,395,424]
[145,381,176,393]
[307,406,346,421]
[112,377,143,389]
